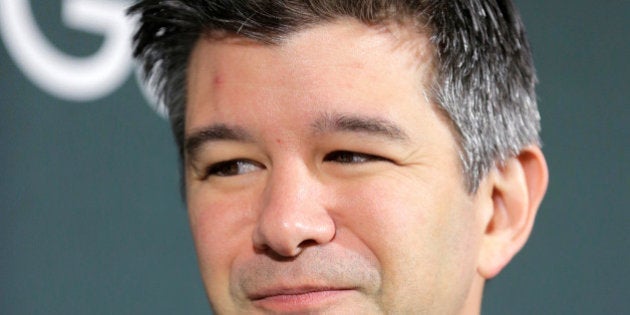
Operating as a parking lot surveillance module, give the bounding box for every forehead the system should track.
[200,18,431,62]
[185,20,435,132]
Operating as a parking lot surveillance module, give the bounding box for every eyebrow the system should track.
[185,113,409,159]
[185,124,253,159]
[312,112,410,142]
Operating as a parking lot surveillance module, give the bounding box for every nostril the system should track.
[252,243,269,255]
[255,244,303,261]
[254,238,327,260]
[266,250,302,262]
[298,239,317,248]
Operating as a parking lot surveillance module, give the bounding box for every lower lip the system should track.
[252,289,354,312]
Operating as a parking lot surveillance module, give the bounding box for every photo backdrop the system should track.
[1,1,628,314]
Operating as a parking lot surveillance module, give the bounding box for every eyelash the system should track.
[202,159,262,179]
[202,151,388,179]
[323,150,388,164]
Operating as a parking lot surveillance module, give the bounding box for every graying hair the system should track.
[129,0,540,192]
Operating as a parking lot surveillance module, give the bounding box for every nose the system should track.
[252,163,336,257]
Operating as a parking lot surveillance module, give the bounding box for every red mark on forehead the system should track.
[213,74,223,86]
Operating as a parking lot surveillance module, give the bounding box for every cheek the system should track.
[332,174,433,258]
[187,189,258,297]
[332,172,480,309]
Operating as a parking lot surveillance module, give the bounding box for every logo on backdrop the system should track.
[0,0,166,117]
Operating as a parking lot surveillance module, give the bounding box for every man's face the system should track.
[184,20,489,314]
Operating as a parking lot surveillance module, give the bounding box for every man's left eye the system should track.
[323,151,387,164]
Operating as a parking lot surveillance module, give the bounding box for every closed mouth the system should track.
[250,286,355,301]
[249,286,357,312]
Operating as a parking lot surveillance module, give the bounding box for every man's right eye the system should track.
[203,159,262,178]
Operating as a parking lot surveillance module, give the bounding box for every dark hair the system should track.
[128,0,540,192]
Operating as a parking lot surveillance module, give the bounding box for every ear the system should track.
[477,146,549,279]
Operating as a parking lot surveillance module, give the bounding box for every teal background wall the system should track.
[1,1,627,314]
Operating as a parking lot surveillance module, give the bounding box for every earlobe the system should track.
[477,146,549,279]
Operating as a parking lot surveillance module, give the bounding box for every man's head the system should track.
[130,1,548,313]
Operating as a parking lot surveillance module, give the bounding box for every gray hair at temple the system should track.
[128,0,541,193]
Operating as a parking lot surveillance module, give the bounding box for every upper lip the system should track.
[248,286,355,301]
